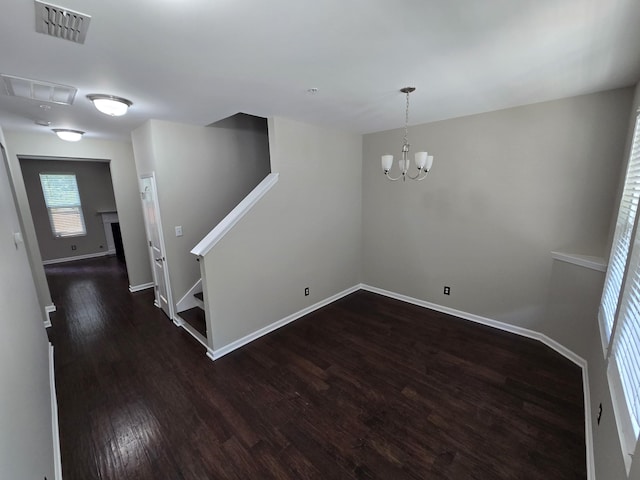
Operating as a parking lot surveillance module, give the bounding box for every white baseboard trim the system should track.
[359,284,595,480]
[176,278,202,313]
[361,284,586,366]
[208,285,360,360]
[206,348,216,362]
[49,343,63,480]
[42,251,111,265]
[44,304,56,328]
[129,282,155,293]
[582,364,596,480]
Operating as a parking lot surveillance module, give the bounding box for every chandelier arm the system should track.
[406,169,430,181]
[384,171,403,181]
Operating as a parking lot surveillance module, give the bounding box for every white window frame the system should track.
[39,173,87,238]
[599,110,640,474]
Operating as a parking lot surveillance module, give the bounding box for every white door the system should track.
[139,174,173,319]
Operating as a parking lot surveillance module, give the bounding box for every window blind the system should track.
[600,116,640,344]
[610,228,640,440]
[39,173,86,237]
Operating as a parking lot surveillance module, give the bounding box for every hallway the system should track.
[47,256,213,479]
[47,257,586,479]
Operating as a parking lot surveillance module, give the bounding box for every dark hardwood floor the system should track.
[46,257,586,479]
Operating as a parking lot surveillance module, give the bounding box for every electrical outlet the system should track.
[304,287,309,296]
[71,244,77,251]
[444,286,450,295]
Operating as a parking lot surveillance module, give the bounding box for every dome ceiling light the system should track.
[87,94,132,116]
[52,129,84,142]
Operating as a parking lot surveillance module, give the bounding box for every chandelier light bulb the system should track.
[382,154,393,172]
[415,151,428,169]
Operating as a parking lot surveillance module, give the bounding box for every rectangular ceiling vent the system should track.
[1,74,77,105]
[34,0,91,44]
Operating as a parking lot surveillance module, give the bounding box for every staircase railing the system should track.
[191,173,279,257]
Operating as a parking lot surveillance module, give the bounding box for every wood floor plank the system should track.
[47,257,586,479]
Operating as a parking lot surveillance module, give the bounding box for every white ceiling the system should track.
[1,0,640,142]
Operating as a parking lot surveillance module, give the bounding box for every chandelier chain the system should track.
[403,90,410,146]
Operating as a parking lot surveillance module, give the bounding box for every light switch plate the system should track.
[13,231,23,248]
[175,226,183,237]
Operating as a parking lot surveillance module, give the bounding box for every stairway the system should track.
[177,291,206,340]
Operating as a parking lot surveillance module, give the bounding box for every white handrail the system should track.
[191,173,279,257]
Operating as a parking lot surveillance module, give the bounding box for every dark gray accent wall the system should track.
[19,158,117,262]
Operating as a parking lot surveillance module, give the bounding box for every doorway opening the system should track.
[17,156,130,318]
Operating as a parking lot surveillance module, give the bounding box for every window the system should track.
[599,111,640,473]
[39,173,86,237]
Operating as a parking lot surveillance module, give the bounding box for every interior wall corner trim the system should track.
[49,343,63,480]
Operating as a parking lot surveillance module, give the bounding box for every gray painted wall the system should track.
[362,88,632,329]
[0,127,55,479]
[131,118,271,309]
[20,158,117,261]
[203,117,362,350]
[4,132,152,313]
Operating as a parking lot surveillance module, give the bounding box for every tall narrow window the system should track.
[609,233,640,462]
[599,115,640,345]
[600,111,640,473]
[39,173,86,237]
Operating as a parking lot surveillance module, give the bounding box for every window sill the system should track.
[551,251,607,272]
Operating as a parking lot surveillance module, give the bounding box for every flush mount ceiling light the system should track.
[87,94,132,116]
[52,128,84,142]
[381,87,433,182]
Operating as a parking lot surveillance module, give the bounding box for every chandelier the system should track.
[381,87,433,181]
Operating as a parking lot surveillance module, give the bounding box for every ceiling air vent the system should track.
[34,0,91,44]
[1,74,77,105]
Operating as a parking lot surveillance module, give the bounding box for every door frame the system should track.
[139,172,175,321]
